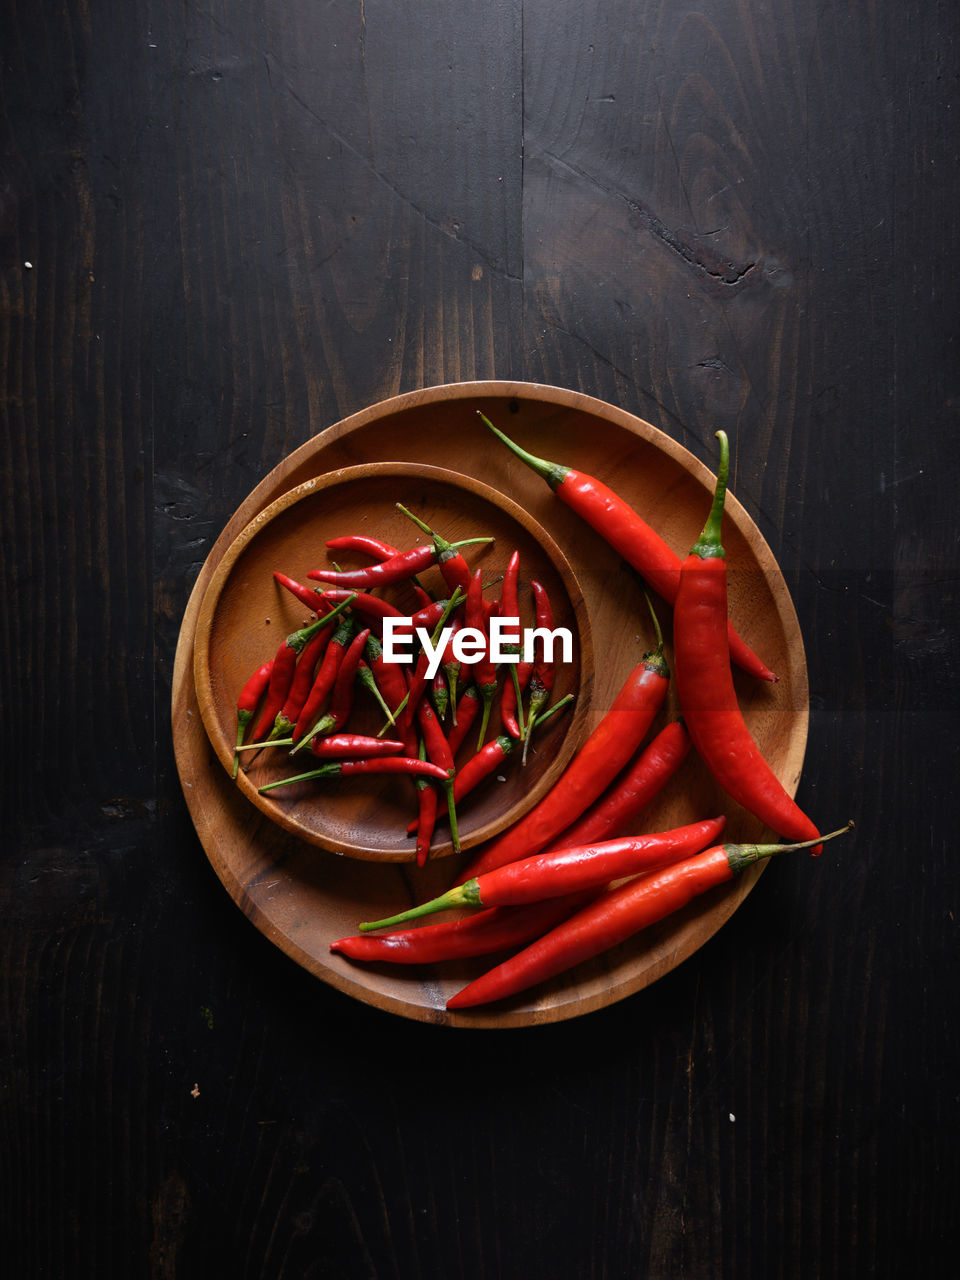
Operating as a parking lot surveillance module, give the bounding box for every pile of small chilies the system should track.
[243,418,844,1011]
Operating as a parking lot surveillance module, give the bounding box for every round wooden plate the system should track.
[172,381,810,1028]
[192,463,592,860]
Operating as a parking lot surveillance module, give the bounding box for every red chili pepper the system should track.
[673,431,821,851]
[442,617,463,722]
[273,571,323,613]
[451,693,574,805]
[290,614,355,746]
[446,824,852,1008]
[308,734,406,758]
[395,503,485,597]
[317,588,405,625]
[325,534,400,559]
[466,568,499,748]
[546,719,691,852]
[363,633,407,727]
[313,625,370,742]
[522,579,557,763]
[446,685,481,757]
[232,659,273,776]
[413,738,438,866]
[250,598,355,742]
[480,413,777,683]
[258,755,452,793]
[454,637,670,883]
[360,816,727,931]
[331,896,592,966]
[499,551,530,739]
[271,625,333,741]
[416,697,460,853]
[307,536,490,590]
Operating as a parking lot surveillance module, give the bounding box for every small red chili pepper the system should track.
[546,719,691,852]
[270,624,334,742]
[297,625,370,750]
[499,551,530,740]
[451,693,574,804]
[290,613,355,746]
[356,656,396,727]
[416,697,460,853]
[389,591,463,732]
[325,534,400,559]
[442,617,463,722]
[466,568,499,749]
[307,536,491,590]
[317,588,405,626]
[480,413,778,682]
[233,659,273,777]
[522,579,557,763]
[454,631,670,884]
[413,737,438,866]
[445,685,481,757]
[308,734,406,758]
[250,597,355,742]
[446,824,852,1008]
[360,816,727,931]
[673,432,821,851]
[258,755,452,793]
[363,634,406,725]
[395,503,486,597]
[273,571,323,613]
[431,667,449,721]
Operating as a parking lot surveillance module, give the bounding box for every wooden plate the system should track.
[172,381,810,1027]
[192,463,592,860]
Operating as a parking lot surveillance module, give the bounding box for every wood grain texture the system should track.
[2,0,958,1275]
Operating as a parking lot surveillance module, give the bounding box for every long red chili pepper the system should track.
[446,685,481,757]
[308,734,406,759]
[673,431,821,852]
[480,413,777,683]
[325,534,400,559]
[454,634,670,884]
[307,536,490,590]
[359,817,726,931]
[270,625,333,741]
[390,591,463,732]
[233,659,273,776]
[290,614,355,746]
[318,588,405,626]
[446,824,852,1009]
[413,737,438,866]
[545,719,691,852]
[258,755,452,793]
[450,693,574,804]
[443,618,463,724]
[330,895,595,966]
[273,571,324,613]
[363,633,407,725]
[499,551,529,740]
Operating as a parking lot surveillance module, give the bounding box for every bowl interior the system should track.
[193,462,593,860]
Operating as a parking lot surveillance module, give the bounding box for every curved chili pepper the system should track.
[480,413,777,683]
[390,591,463,732]
[290,614,355,746]
[499,551,530,739]
[430,668,449,721]
[364,634,407,724]
[325,534,400,559]
[395,503,485,597]
[522,579,556,763]
[233,659,273,776]
[258,755,452,793]
[268,624,334,742]
[442,617,463,723]
[308,734,406,758]
[446,825,851,1009]
[453,636,670,883]
[360,816,727,931]
[446,685,481,757]
[546,719,691,852]
[674,431,821,851]
[450,693,574,805]
[273,571,323,613]
[307,536,490,590]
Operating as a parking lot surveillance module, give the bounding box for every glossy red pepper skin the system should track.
[317,589,405,625]
[325,626,370,732]
[323,757,450,781]
[251,638,299,742]
[308,734,406,758]
[452,734,515,802]
[273,571,323,612]
[358,818,725,931]
[233,659,274,775]
[326,535,400,559]
[272,626,331,738]
[291,616,354,743]
[480,414,777,682]
[446,686,481,756]
[307,544,437,588]
[454,645,670,883]
[498,551,530,737]
[673,432,820,851]
[445,826,847,1008]
[524,580,556,742]
[546,720,691,852]
[466,569,498,747]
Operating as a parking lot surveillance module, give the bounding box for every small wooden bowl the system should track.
[193,462,593,861]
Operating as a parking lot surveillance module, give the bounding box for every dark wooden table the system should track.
[3,2,957,1275]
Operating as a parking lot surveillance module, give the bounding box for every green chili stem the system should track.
[479,413,571,491]
[690,431,729,561]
